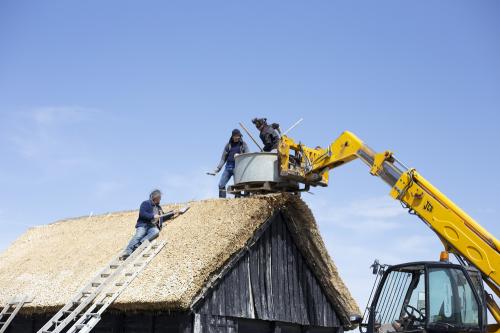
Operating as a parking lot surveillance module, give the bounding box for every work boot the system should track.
[219,188,226,198]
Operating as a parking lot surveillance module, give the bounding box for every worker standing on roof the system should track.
[210,129,249,198]
[252,118,280,152]
[120,189,178,260]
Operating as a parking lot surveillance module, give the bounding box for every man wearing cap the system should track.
[211,129,250,198]
[252,118,280,152]
[120,189,177,260]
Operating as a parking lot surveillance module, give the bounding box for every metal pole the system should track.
[283,118,303,136]
[239,122,263,151]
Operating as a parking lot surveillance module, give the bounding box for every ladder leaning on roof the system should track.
[0,294,33,333]
[37,239,166,333]
[66,239,166,333]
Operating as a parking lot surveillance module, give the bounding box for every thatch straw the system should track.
[0,194,359,326]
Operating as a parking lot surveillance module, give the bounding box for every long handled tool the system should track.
[239,122,263,151]
[156,206,190,229]
[283,118,303,136]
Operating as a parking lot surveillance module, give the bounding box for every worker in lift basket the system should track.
[210,129,249,198]
[120,189,179,260]
[252,118,280,152]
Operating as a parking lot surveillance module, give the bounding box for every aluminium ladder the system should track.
[66,240,166,333]
[0,295,33,333]
[37,239,166,333]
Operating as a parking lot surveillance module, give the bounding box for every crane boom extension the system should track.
[277,131,500,325]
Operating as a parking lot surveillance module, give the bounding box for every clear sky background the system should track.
[1,0,499,314]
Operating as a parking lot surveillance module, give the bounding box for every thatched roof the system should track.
[0,194,359,327]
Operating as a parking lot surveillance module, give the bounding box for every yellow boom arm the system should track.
[278,131,500,325]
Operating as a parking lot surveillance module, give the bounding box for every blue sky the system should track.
[1,1,499,311]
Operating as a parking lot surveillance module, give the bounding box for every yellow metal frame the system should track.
[390,170,500,325]
[277,131,500,330]
[278,131,365,186]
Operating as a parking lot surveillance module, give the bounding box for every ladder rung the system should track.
[133,262,144,266]
[115,282,124,286]
[101,273,110,278]
[142,253,151,257]
[91,282,101,287]
[109,264,119,269]
[125,272,133,276]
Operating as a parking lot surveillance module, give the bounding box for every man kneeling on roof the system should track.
[120,189,179,260]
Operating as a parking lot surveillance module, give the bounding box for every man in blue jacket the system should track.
[210,129,249,198]
[120,189,177,260]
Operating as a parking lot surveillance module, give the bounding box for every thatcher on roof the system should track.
[0,194,359,329]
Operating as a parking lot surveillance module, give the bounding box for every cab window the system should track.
[374,268,426,333]
[428,267,479,328]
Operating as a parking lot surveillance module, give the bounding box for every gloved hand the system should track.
[154,214,161,219]
[206,168,220,176]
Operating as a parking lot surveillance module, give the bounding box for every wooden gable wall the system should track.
[194,212,342,332]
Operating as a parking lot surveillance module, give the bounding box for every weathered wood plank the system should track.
[285,223,297,324]
[269,220,277,319]
[303,265,313,325]
[238,255,245,317]
[245,255,256,319]
[237,255,248,317]
[226,268,234,317]
[273,217,291,321]
[312,277,320,324]
[289,238,298,323]
[249,242,263,318]
[296,243,309,325]
[262,225,271,320]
